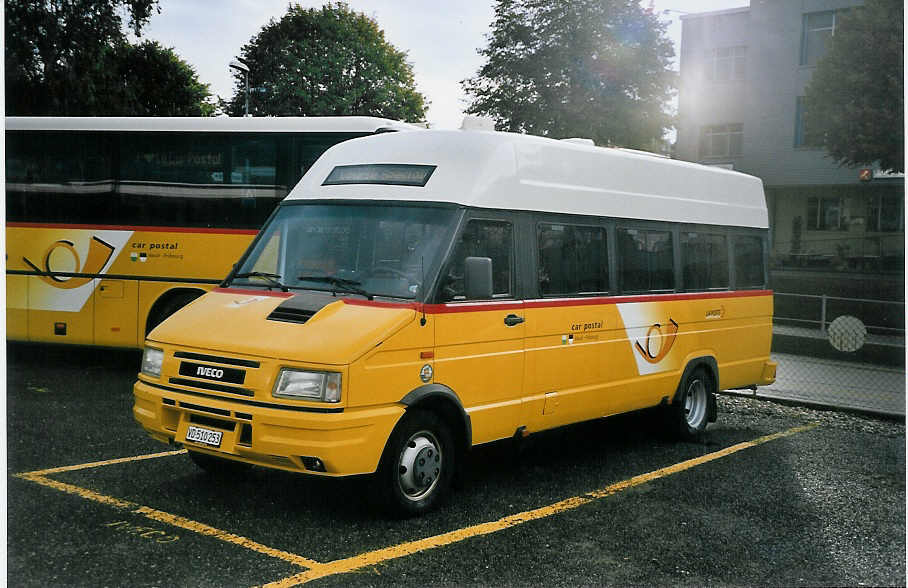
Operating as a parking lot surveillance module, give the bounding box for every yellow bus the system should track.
[6,116,416,347]
[133,128,777,516]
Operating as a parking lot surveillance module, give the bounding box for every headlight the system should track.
[273,369,341,402]
[141,346,164,378]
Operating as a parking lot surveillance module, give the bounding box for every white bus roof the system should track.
[4,116,419,133]
[289,130,769,229]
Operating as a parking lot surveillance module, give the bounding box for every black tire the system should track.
[377,409,455,517]
[668,367,713,440]
[146,291,203,335]
[187,450,250,478]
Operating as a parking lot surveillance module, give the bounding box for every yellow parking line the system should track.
[23,449,188,476]
[264,423,818,587]
[17,472,137,510]
[15,452,320,569]
[133,506,319,568]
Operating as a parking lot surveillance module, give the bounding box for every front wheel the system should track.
[668,367,713,440]
[377,409,455,517]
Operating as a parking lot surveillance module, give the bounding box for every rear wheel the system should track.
[669,367,712,440]
[187,450,250,478]
[377,409,455,517]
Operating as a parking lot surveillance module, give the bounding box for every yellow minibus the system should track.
[133,128,776,516]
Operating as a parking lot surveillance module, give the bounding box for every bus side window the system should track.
[537,223,608,296]
[734,235,765,288]
[681,232,729,291]
[441,219,513,301]
[618,228,675,293]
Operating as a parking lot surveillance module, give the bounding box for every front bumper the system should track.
[133,379,404,476]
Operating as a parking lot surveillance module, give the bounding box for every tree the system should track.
[462,0,675,149]
[5,0,212,116]
[110,41,214,116]
[803,0,903,173]
[228,2,426,121]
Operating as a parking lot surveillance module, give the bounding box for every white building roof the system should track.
[679,7,750,20]
[288,130,769,229]
[4,116,419,133]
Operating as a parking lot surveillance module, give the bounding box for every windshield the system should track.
[232,203,459,300]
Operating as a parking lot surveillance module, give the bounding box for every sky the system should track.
[139,1,750,129]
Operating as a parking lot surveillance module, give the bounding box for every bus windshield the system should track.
[232,203,459,300]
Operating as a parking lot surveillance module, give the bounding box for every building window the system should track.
[806,196,842,230]
[793,96,822,148]
[537,223,608,296]
[867,195,905,232]
[705,46,746,81]
[699,124,743,159]
[801,10,839,66]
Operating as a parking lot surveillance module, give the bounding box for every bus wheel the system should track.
[187,450,250,478]
[670,367,712,440]
[146,291,203,335]
[378,409,454,517]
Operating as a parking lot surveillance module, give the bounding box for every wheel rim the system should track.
[397,430,442,502]
[684,378,708,429]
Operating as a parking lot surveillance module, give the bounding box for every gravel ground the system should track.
[719,392,905,437]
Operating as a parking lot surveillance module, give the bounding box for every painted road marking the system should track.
[263,423,818,587]
[24,448,188,476]
[15,423,817,587]
[104,520,180,543]
[15,452,319,569]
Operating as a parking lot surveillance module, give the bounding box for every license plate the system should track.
[185,425,223,448]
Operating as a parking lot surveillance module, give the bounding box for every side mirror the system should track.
[464,256,493,300]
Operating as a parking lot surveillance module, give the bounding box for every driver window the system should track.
[442,219,513,301]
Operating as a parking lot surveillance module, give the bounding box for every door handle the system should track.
[504,314,525,326]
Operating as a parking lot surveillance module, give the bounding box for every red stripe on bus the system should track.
[424,300,526,313]
[341,290,772,313]
[342,299,419,310]
[6,222,259,235]
[211,287,294,298]
[523,289,773,308]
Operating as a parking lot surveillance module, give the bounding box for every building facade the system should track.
[675,0,903,295]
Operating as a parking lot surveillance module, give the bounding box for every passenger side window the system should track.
[734,235,765,288]
[617,228,674,293]
[681,232,729,291]
[537,223,608,296]
[441,219,513,301]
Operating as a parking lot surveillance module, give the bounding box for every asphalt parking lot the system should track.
[7,343,906,587]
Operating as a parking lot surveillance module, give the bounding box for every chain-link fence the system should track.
[746,292,906,417]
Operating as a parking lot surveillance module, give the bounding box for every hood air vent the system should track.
[266,295,326,325]
[267,306,315,324]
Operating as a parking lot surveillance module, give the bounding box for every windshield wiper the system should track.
[297,275,373,300]
[233,271,289,292]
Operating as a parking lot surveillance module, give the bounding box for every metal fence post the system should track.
[820,294,827,334]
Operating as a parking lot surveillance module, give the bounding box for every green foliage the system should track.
[228,2,426,121]
[110,41,213,116]
[5,0,212,116]
[804,0,904,173]
[462,0,675,149]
